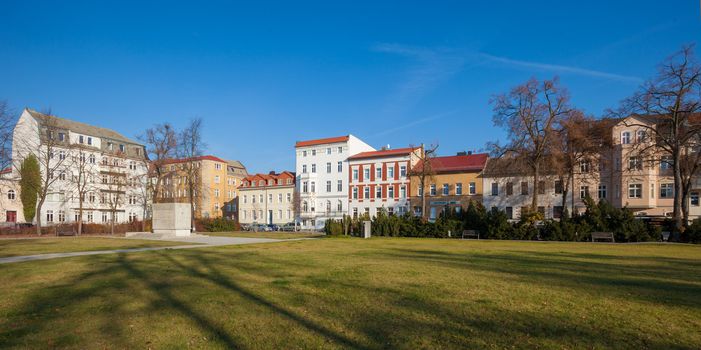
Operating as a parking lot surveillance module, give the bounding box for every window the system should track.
[89,192,95,203]
[102,212,109,223]
[538,181,545,195]
[352,187,358,199]
[387,207,394,216]
[430,184,436,196]
[259,194,264,203]
[506,182,513,196]
[326,147,331,155]
[303,201,309,212]
[364,187,370,199]
[636,130,647,142]
[553,206,563,219]
[491,183,499,196]
[89,154,96,164]
[352,208,358,218]
[7,190,15,200]
[87,137,92,145]
[303,181,308,193]
[580,186,589,199]
[628,184,642,198]
[537,206,545,216]
[469,182,476,195]
[388,186,395,198]
[598,184,607,199]
[214,163,222,170]
[376,186,382,199]
[521,182,528,195]
[376,167,382,179]
[691,192,699,206]
[286,193,291,202]
[326,181,332,192]
[554,180,563,194]
[302,165,307,173]
[310,181,316,193]
[338,161,343,172]
[338,146,343,154]
[442,184,449,196]
[278,193,283,203]
[660,183,674,198]
[268,193,272,203]
[58,132,65,141]
[400,185,406,198]
[58,210,65,222]
[326,162,331,173]
[214,189,220,198]
[400,165,407,177]
[363,168,370,180]
[621,131,631,144]
[311,150,316,156]
[505,207,513,219]
[456,183,463,195]
[119,144,125,152]
[418,186,423,197]
[580,160,590,173]
[59,151,66,160]
[629,156,643,170]
[46,210,54,222]
[429,207,437,220]
[353,169,358,180]
[337,180,343,192]
[214,175,220,184]
[660,155,672,170]
[79,135,84,144]
[302,150,307,157]
[388,167,395,178]
[311,164,316,173]
[243,195,247,204]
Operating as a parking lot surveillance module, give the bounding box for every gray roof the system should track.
[226,159,246,169]
[27,108,143,146]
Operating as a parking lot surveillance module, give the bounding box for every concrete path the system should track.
[0,234,289,265]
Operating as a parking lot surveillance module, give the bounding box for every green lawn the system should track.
[204,231,324,239]
[0,238,699,349]
[0,237,189,258]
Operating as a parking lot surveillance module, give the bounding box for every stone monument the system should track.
[152,203,192,236]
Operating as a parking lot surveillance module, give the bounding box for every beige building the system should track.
[0,168,24,225]
[238,171,295,225]
[410,152,488,221]
[159,155,247,219]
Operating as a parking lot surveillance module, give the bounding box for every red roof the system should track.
[413,153,488,173]
[241,171,295,187]
[160,155,227,165]
[348,147,419,160]
[295,136,349,148]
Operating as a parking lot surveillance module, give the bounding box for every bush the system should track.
[196,217,240,232]
[685,219,701,243]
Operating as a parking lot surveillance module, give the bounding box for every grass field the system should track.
[0,238,699,349]
[204,231,323,239]
[0,237,189,258]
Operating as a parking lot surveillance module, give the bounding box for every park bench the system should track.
[462,230,479,240]
[591,231,614,243]
[56,225,77,236]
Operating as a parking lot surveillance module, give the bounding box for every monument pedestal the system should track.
[152,203,192,236]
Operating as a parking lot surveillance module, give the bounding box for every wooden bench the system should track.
[56,226,77,236]
[462,230,479,240]
[591,231,614,242]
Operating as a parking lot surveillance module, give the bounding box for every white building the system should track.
[481,158,570,220]
[11,108,149,226]
[347,147,422,218]
[295,135,375,230]
[238,171,296,225]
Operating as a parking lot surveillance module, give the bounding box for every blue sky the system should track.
[1,1,699,173]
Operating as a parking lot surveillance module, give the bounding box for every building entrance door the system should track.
[6,211,16,222]
[268,210,273,224]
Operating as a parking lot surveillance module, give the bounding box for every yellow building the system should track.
[159,155,247,219]
[410,152,488,220]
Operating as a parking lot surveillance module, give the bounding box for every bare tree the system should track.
[13,110,71,235]
[410,144,437,219]
[70,149,98,235]
[614,45,701,232]
[132,160,152,231]
[491,77,571,213]
[0,101,16,171]
[178,118,206,231]
[140,123,177,204]
[105,151,128,235]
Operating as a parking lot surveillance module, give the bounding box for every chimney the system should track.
[457,151,467,156]
[381,144,391,151]
[269,170,276,175]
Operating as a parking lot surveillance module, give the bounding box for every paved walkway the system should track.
[0,234,289,265]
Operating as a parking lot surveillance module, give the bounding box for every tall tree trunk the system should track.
[532,163,540,212]
[672,150,684,233]
[36,199,44,236]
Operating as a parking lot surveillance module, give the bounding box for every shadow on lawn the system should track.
[1,245,699,349]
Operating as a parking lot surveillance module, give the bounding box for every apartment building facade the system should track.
[11,108,149,225]
[410,153,488,221]
[159,155,247,219]
[348,147,422,218]
[238,171,295,225]
[0,168,24,224]
[295,135,375,230]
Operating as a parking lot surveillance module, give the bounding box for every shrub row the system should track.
[323,198,697,243]
[195,217,240,232]
[0,220,149,236]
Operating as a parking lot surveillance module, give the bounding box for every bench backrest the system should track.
[591,232,614,241]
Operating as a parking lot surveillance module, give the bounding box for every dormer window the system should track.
[108,142,113,151]
[636,130,647,142]
[119,144,125,152]
[58,133,65,141]
[621,131,631,145]
[135,148,141,156]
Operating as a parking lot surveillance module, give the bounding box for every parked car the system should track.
[249,223,272,232]
[281,223,298,232]
[268,224,281,231]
